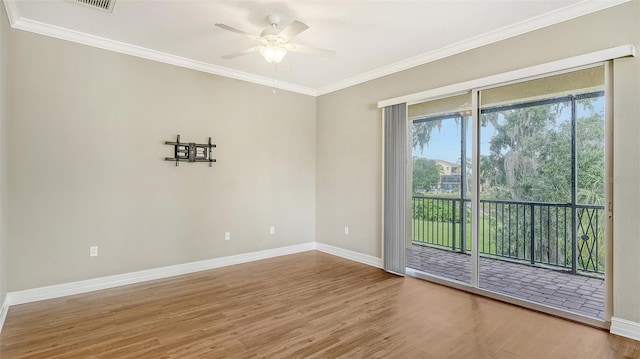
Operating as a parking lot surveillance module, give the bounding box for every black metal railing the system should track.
[412,196,605,275]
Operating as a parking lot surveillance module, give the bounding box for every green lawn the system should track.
[411,218,497,253]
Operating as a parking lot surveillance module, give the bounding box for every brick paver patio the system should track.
[406,244,605,319]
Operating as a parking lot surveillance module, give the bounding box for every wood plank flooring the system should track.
[1,251,638,358]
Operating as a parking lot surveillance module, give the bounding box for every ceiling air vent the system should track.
[72,0,116,12]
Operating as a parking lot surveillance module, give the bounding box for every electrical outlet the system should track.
[90,246,98,257]
[344,226,349,235]
[225,232,230,241]
[270,226,275,235]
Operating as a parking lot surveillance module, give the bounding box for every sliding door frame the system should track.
[381,46,634,329]
[604,60,613,321]
[403,61,614,329]
[470,89,480,288]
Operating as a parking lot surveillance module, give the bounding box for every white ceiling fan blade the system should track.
[221,46,262,59]
[277,20,309,41]
[287,43,335,57]
[215,24,262,41]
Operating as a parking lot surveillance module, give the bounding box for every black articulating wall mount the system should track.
[165,135,216,167]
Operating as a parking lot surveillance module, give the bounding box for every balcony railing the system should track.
[412,196,605,275]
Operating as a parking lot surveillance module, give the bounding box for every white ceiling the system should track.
[4,0,628,95]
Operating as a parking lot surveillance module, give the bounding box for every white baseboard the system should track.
[0,296,8,334]
[6,241,638,343]
[315,242,383,268]
[610,317,640,341]
[0,241,381,335]
[7,242,315,306]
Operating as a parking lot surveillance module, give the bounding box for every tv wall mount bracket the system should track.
[165,135,216,167]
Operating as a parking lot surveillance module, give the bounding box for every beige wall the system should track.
[7,29,316,291]
[316,1,640,323]
[0,3,8,302]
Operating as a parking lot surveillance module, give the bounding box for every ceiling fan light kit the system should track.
[216,14,335,65]
[260,45,288,64]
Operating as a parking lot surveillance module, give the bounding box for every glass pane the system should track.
[577,95,605,206]
[408,93,472,285]
[478,66,605,319]
[480,99,572,203]
[576,94,606,277]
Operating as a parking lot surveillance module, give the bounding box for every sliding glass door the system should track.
[477,66,606,318]
[407,94,472,285]
[408,65,607,320]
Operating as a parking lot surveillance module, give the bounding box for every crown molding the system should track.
[3,0,20,27]
[2,5,317,97]
[3,0,630,97]
[315,0,630,96]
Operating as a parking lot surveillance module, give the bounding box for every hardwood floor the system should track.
[1,251,638,358]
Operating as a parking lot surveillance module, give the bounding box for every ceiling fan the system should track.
[216,14,335,64]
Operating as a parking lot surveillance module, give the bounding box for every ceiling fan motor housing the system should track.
[266,14,281,26]
[261,14,284,40]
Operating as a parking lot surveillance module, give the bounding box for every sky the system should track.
[412,119,492,162]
